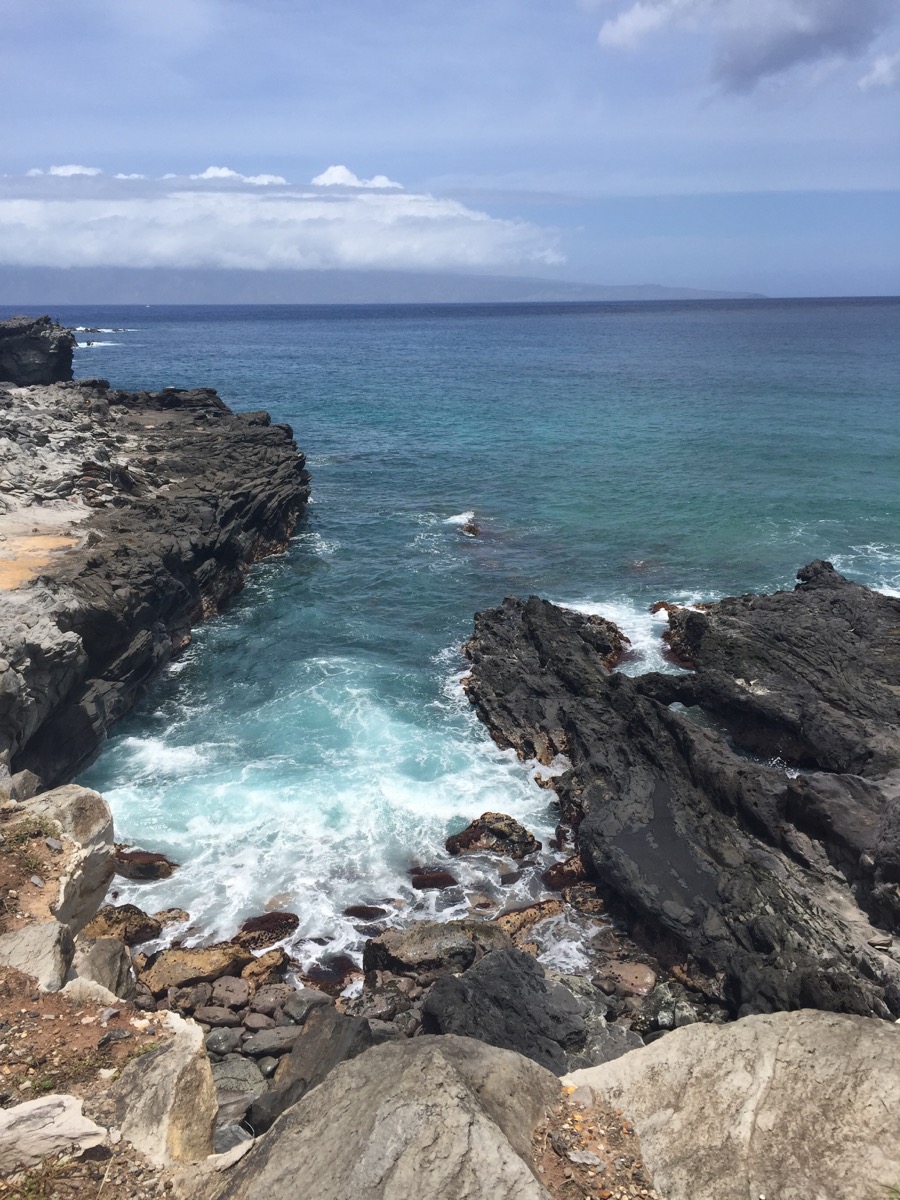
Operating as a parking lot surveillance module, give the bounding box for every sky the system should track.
[2,0,899,296]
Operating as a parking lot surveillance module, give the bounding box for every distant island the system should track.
[0,266,764,305]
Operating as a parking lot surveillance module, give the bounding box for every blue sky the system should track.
[2,0,899,294]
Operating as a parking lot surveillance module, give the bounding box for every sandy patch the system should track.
[0,502,87,591]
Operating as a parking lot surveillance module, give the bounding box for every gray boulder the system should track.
[362,919,511,980]
[24,785,114,932]
[422,947,585,1074]
[211,1055,267,1127]
[0,920,74,992]
[564,1009,900,1200]
[218,1036,558,1200]
[69,936,136,999]
[0,1094,105,1175]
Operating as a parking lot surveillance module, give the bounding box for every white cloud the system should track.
[311,165,403,189]
[858,48,900,89]
[189,165,288,185]
[27,164,105,177]
[596,0,897,91]
[114,173,146,180]
[0,173,561,273]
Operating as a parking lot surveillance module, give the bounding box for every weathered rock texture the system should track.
[464,564,900,1018]
[564,1009,900,1200]
[216,1036,559,1200]
[0,1093,106,1174]
[0,316,75,386]
[0,371,309,785]
[24,784,114,930]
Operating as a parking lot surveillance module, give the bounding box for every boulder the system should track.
[246,1006,373,1134]
[211,1055,267,1127]
[218,1036,558,1200]
[82,902,163,946]
[210,975,250,1009]
[69,935,136,1000]
[422,947,586,1074]
[0,1094,106,1175]
[0,920,74,992]
[362,919,511,981]
[234,911,299,950]
[564,1009,900,1200]
[114,848,179,880]
[446,812,540,860]
[24,786,114,932]
[280,986,331,1024]
[140,943,254,996]
[112,1012,216,1165]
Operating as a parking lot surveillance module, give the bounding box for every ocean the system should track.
[4,297,898,974]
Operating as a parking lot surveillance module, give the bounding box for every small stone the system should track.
[29,875,45,889]
[98,1029,132,1049]
[241,1027,306,1057]
[257,1055,279,1078]
[44,837,63,854]
[243,1012,275,1032]
[194,1005,242,1027]
[211,975,251,1009]
[205,1027,242,1057]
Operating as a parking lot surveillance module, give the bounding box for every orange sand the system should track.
[0,532,78,589]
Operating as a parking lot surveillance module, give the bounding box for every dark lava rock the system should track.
[445,812,540,860]
[281,987,332,1025]
[243,1012,275,1032]
[463,566,900,1019]
[241,1027,306,1058]
[205,1027,243,1057]
[421,947,586,1075]
[211,976,251,1009]
[246,1006,373,1135]
[0,315,75,386]
[362,920,512,982]
[302,954,357,995]
[249,984,296,1015]
[194,1005,242,1028]
[235,912,300,951]
[344,905,389,921]
[113,849,179,881]
[409,869,459,891]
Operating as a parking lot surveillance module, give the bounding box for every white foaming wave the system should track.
[114,736,216,778]
[828,544,900,598]
[75,341,120,348]
[442,511,475,526]
[73,327,125,333]
[558,596,686,675]
[289,530,340,557]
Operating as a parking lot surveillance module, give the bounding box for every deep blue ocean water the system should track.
[4,298,898,969]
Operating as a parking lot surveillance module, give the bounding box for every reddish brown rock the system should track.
[140,943,254,996]
[235,911,300,950]
[410,869,459,891]
[344,905,389,921]
[445,812,540,860]
[82,902,163,946]
[242,947,287,987]
[594,963,658,998]
[114,848,179,881]
[494,900,563,946]
[541,854,588,891]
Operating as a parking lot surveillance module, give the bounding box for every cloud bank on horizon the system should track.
[0,167,562,273]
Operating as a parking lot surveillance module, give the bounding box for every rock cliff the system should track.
[0,365,310,788]
[463,563,900,1019]
[0,316,76,386]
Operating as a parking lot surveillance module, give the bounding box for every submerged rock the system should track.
[464,567,900,1018]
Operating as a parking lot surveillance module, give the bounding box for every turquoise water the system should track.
[5,298,898,967]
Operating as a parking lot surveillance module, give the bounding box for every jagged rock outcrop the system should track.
[464,564,900,1019]
[0,373,310,785]
[564,1009,900,1200]
[215,1036,559,1200]
[0,316,75,386]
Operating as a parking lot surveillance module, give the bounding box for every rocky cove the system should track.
[0,315,898,1200]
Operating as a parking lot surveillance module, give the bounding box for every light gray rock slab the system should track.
[564,1009,900,1200]
[69,936,136,1000]
[24,785,114,932]
[217,1035,558,1200]
[112,1012,216,1166]
[0,919,74,991]
[0,1094,106,1174]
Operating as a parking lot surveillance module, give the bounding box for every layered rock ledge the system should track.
[0,332,310,789]
[463,562,900,1020]
[0,315,75,386]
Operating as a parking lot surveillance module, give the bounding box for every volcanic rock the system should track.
[113,848,179,880]
[446,811,540,859]
[140,943,254,997]
[362,919,512,981]
[82,902,162,946]
[0,316,75,387]
[234,911,299,950]
[464,568,900,1018]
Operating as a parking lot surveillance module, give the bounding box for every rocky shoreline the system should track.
[0,316,898,1200]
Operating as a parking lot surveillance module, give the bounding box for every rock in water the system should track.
[564,1010,900,1200]
[0,315,75,386]
[445,811,540,859]
[218,1036,559,1200]
[463,568,900,1019]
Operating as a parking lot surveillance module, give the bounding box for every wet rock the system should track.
[445,811,540,860]
[257,1056,279,1079]
[494,899,563,945]
[464,571,900,1018]
[140,943,253,996]
[363,919,512,981]
[234,911,299,951]
[409,868,459,891]
[241,946,287,987]
[113,848,178,881]
[82,902,162,946]
[154,908,190,926]
[281,987,331,1025]
[246,1006,374,1135]
[422,947,586,1075]
[343,904,389,921]
[302,954,357,995]
[542,854,588,891]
